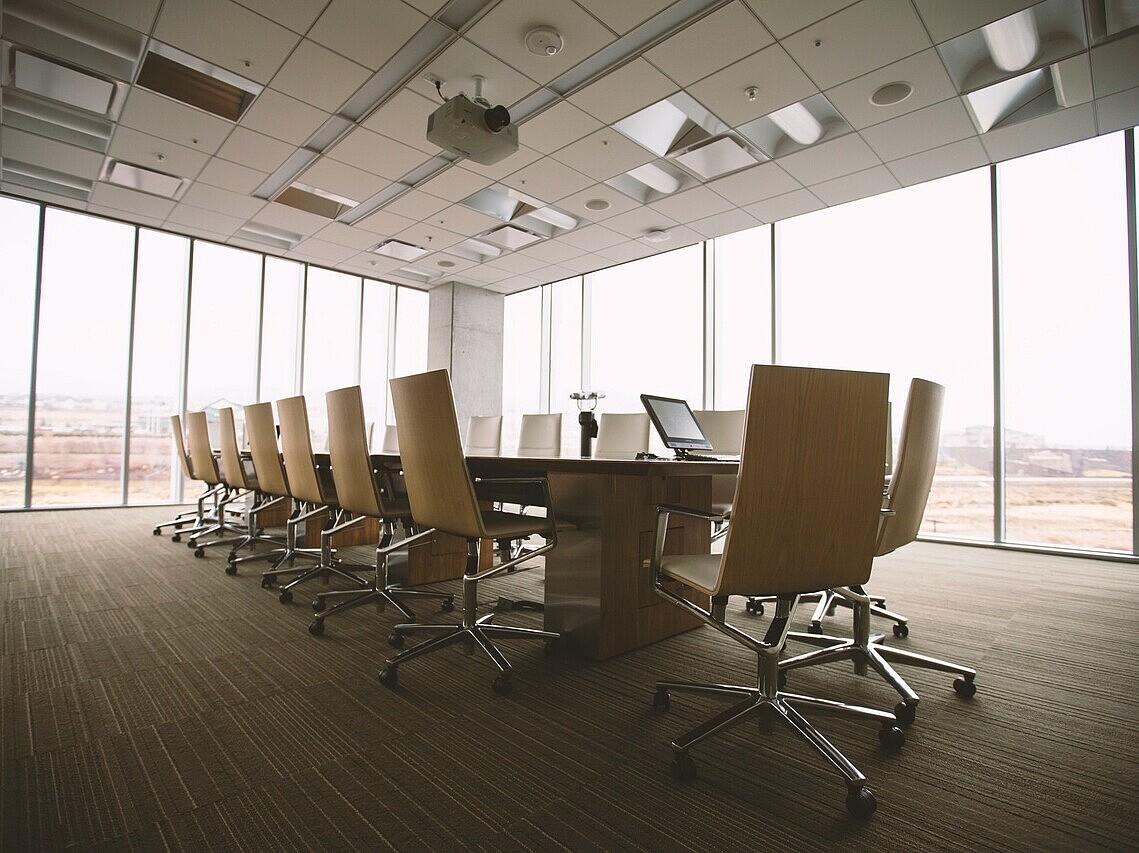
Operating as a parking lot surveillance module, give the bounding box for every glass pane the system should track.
[502,286,542,453]
[389,286,429,426]
[33,209,135,506]
[360,279,392,444]
[998,133,1132,553]
[550,277,583,456]
[261,257,304,404]
[779,169,994,541]
[186,243,261,423]
[128,229,189,503]
[714,224,772,409]
[303,268,362,448]
[590,247,704,454]
[0,198,40,507]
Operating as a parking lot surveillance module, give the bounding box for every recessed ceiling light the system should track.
[100,159,188,199]
[643,228,671,243]
[372,240,430,261]
[438,259,456,268]
[870,82,914,106]
[585,198,611,211]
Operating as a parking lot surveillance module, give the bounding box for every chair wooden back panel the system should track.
[218,408,249,489]
[244,402,289,497]
[877,378,944,556]
[719,365,889,596]
[390,370,484,537]
[170,415,193,479]
[465,414,503,456]
[595,412,650,458]
[276,395,327,505]
[325,385,384,517]
[517,412,562,457]
[693,409,745,455]
[185,411,222,484]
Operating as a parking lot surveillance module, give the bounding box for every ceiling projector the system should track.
[426,93,518,165]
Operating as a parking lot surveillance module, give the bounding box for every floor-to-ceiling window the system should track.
[302,268,363,447]
[714,224,773,409]
[502,285,543,453]
[260,257,304,405]
[998,134,1133,553]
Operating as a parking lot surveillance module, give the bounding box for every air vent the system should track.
[3,159,93,200]
[236,222,302,250]
[372,240,430,262]
[99,159,189,199]
[273,183,356,219]
[137,43,262,122]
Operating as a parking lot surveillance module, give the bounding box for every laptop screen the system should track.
[640,394,713,453]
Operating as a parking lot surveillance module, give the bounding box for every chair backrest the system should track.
[170,414,193,479]
[465,414,503,456]
[380,424,400,454]
[693,409,745,455]
[326,385,387,518]
[517,412,562,457]
[244,401,289,497]
[716,365,889,597]
[877,378,944,556]
[185,411,222,484]
[217,407,251,489]
[276,395,329,505]
[595,412,650,458]
[390,369,485,538]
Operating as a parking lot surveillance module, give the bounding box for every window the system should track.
[303,268,362,446]
[360,280,393,439]
[714,224,772,408]
[502,285,542,452]
[260,257,304,404]
[549,277,584,456]
[389,287,428,424]
[998,134,1132,552]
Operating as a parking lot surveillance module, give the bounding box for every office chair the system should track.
[594,412,650,458]
[649,365,903,817]
[308,386,454,634]
[692,409,744,540]
[517,413,562,457]
[184,411,249,557]
[465,414,503,456]
[778,378,976,726]
[379,424,400,454]
[152,414,220,540]
[379,368,560,694]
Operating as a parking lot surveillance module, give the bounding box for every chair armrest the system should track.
[650,504,728,581]
[474,477,551,508]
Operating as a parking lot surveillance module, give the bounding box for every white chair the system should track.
[517,413,562,457]
[693,409,744,534]
[465,414,503,456]
[380,424,400,454]
[594,412,649,458]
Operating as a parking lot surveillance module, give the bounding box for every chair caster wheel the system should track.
[879,723,905,750]
[388,632,405,649]
[745,599,763,616]
[954,676,977,698]
[224,563,237,575]
[172,534,182,543]
[260,577,274,589]
[311,598,326,613]
[194,548,205,558]
[893,701,916,727]
[308,620,324,636]
[672,753,696,783]
[652,690,670,712]
[807,623,823,635]
[378,666,398,688]
[893,622,909,638]
[441,597,455,613]
[492,674,512,695]
[846,786,877,818]
[279,589,293,604]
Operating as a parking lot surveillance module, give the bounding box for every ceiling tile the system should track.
[226,0,327,34]
[594,239,659,264]
[361,89,441,154]
[645,2,774,87]
[3,127,106,179]
[384,188,451,221]
[326,126,433,181]
[649,185,734,221]
[117,88,233,155]
[499,157,593,204]
[179,181,266,219]
[152,0,298,85]
[269,39,372,111]
[251,199,330,235]
[776,132,881,184]
[741,0,858,38]
[239,89,329,146]
[781,0,932,90]
[861,97,977,162]
[910,0,1039,43]
[706,161,801,205]
[569,59,678,124]
[1095,85,1139,134]
[109,125,210,179]
[549,127,655,181]
[308,0,428,70]
[87,182,177,219]
[465,0,616,86]
[572,0,676,35]
[558,223,626,251]
[428,203,501,235]
[514,238,589,264]
[165,202,245,236]
[288,237,358,263]
[407,38,537,109]
[687,45,817,127]
[601,205,680,239]
[417,166,494,203]
[65,0,163,33]
[809,163,900,205]
[312,221,381,250]
[298,157,388,204]
[196,158,267,194]
[825,49,959,130]
[214,126,296,174]
[688,208,764,238]
[886,137,991,186]
[352,207,417,237]
[518,101,604,154]
[1091,32,1139,98]
[743,187,825,221]
[557,183,643,222]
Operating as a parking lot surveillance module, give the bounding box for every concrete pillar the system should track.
[427,282,504,426]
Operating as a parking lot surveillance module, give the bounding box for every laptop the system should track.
[639,394,738,461]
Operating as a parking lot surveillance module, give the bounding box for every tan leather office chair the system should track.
[517,413,562,457]
[215,406,286,570]
[152,414,220,540]
[379,369,560,694]
[649,365,903,818]
[184,411,248,557]
[779,378,976,726]
[308,386,454,634]
[594,412,650,458]
[464,414,503,456]
[264,394,358,603]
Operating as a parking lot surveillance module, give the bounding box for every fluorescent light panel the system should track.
[137,43,262,121]
[982,9,1040,72]
[373,240,430,261]
[101,159,188,199]
[12,50,116,114]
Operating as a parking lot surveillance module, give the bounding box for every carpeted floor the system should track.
[2,506,1137,850]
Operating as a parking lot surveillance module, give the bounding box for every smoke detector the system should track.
[525,27,564,57]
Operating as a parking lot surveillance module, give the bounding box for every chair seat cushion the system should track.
[480,510,554,539]
[661,553,723,596]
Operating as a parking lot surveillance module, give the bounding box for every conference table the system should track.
[377,453,739,660]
